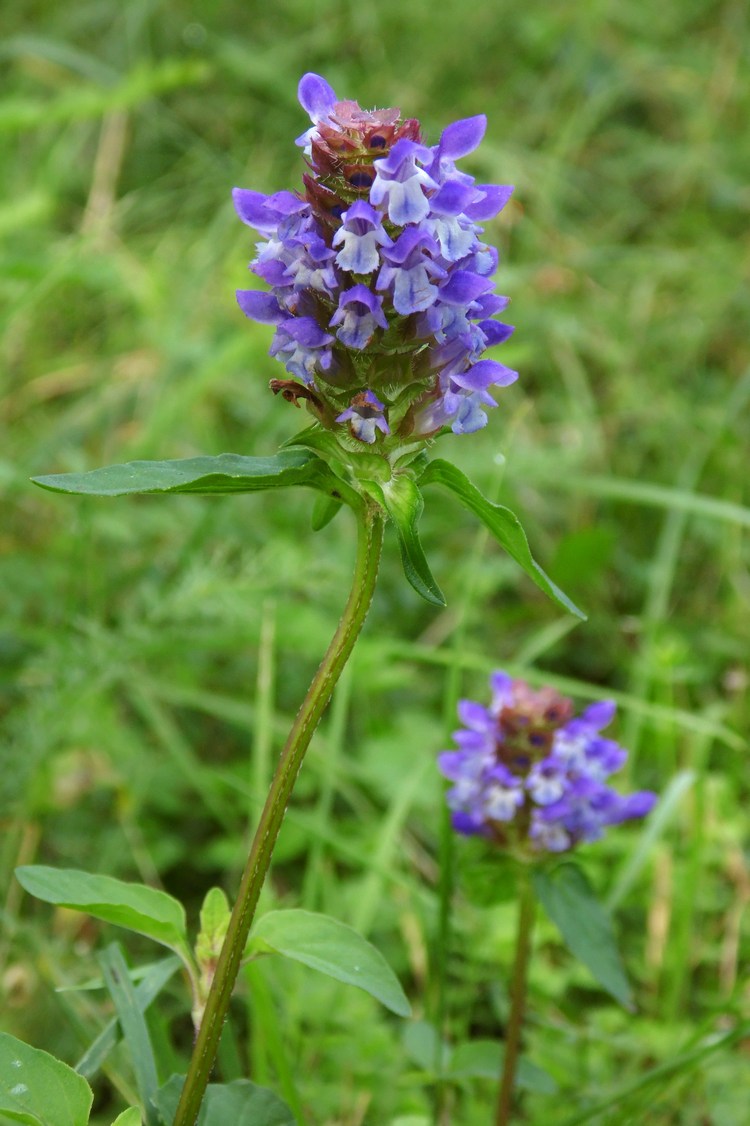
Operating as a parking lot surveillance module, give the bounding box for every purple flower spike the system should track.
[234,72,517,449]
[437,671,657,854]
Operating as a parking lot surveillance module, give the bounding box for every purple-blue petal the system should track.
[439,115,487,159]
[236,290,285,324]
[464,185,514,221]
[298,72,337,120]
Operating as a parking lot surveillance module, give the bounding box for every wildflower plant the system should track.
[18,73,601,1126]
[438,673,656,1123]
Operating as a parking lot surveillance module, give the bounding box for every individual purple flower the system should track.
[233,72,517,447]
[376,228,446,315]
[329,285,389,350]
[369,138,438,225]
[438,672,657,853]
[332,201,393,274]
[336,390,390,444]
[269,317,334,385]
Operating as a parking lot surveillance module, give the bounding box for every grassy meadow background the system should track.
[1,0,748,1122]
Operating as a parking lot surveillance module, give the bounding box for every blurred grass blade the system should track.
[0,58,209,133]
[98,944,159,1126]
[419,458,585,618]
[607,770,695,910]
[76,956,182,1080]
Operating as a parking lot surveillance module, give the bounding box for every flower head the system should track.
[438,672,656,853]
[234,74,516,452]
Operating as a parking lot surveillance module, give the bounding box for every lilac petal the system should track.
[236,290,285,324]
[490,671,514,708]
[620,791,658,819]
[438,270,494,306]
[298,72,337,121]
[579,700,617,730]
[232,188,274,232]
[451,810,486,836]
[430,180,476,216]
[373,137,434,174]
[392,267,438,314]
[439,115,487,159]
[480,320,515,346]
[280,316,333,347]
[452,359,519,391]
[464,184,514,221]
[475,294,510,317]
[457,699,493,729]
[451,396,490,434]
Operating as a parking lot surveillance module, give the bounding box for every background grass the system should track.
[1,1,748,1122]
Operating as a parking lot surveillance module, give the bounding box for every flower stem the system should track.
[173,502,385,1126]
[496,867,536,1126]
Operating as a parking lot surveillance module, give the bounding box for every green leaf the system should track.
[0,1032,93,1126]
[418,459,585,618]
[109,1111,141,1126]
[154,1077,295,1126]
[15,867,189,959]
[365,475,445,606]
[30,450,334,498]
[98,945,159,1126]
[448,1040,558,1094]
[532,863,633,1008]
[247,908,412,1017]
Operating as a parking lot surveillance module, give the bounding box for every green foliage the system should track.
[14,868,191,963]
[154,1077,295,1126]
[248,908,412,1017]
[31,451,335,498]
[532,863,633,1008]
[419,459,585,617]
[0,1032,93,1126]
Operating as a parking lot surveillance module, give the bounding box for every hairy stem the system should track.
[173,502,385,1126]
[496,867,536,1126]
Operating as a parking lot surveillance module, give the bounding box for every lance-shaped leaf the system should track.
[15,867,191,962]
[31,450,337,498]
[532,863,633,1008]
[418,458,585,618]
[364,475,445,606]
[0,1032,93,1126]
